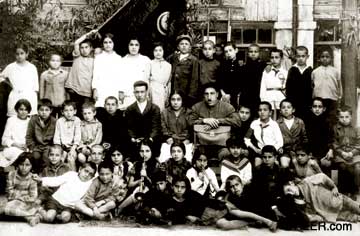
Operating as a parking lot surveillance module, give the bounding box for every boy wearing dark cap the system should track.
[167,34,200,107]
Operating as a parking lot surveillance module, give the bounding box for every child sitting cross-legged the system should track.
[39,145,70,204]
[75,161,127,220]
[88,144,105,172]
[35,162,96,223]
[0,153,42,226]
[186,150,220,198]
[164,142,191,184]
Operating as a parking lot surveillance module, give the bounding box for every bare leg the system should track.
[117,195,135,214]
[342,195,360,215]
[98,201,116,213]
[216,218,248,230]
[75,201,94,217]
[229,209,277,231]
[59,210,72,223]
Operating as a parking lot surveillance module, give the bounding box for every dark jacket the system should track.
[161,107,191,142]
[26,115,56,152]
[125,101,161,140]
[199,58,220,85]
[168,53,200,106]
[277,117,308,152]
[218,58,242,106]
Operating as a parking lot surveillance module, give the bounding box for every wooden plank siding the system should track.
[314,0,342,19]
[245,0,277,21]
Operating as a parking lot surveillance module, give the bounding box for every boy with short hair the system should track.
[125,81,161,159]
[219,41,242,107]
[199,40,220,85]
[88,144,105,169]
[311,49,342,126]
[168,34,200,106]
[333,106,360,196]
[241,44,267,113]
[35,162,96,223]
[39,145,70,203]
[26,99,57,173]
[232,104,252,141]
[53,100,81,171]
[77,102,102,163]
[291,145,322,181]
[260,48,288,117]
[96,96,129,152]
[286,46,313,121]
[305,97,334,168]
[65,30,97,114]
[75,161,127,220]
[277,99,308,168]
[220,136,252,188]
[244,102,283,167]
[39,53,69,118]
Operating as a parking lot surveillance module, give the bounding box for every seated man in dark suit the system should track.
[125,81,161,161]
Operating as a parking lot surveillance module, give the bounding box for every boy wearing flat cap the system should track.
[168,34,200,107]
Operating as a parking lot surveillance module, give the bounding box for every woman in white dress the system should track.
[121,37,151,109]
[0,44,38,117]
[149,43,172,111]
[92,33,123,107]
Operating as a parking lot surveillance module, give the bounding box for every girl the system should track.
[0,152,41,226]
[216,175,277,231]
[116,139,159,214]
[186,150,219,198]
[149,43,172,111]
[167,175,206,225]
[0,99,31,168]
[164,142,191,184]
[92,33,123,108]
[108,145,133,182]
[121,37,151,109]
[0,44,38,116]
[159,90,192,163]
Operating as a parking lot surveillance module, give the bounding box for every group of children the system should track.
[0,30,359,230]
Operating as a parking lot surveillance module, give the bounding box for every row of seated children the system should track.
[2,140,360,231]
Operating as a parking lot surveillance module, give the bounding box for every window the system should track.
[231,22,274,46]
[314,20,341,44]
[208,21,228,45]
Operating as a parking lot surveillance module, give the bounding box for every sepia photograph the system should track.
[0,0,359,235]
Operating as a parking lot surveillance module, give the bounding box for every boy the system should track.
[333,106,360,196]
[199,40,220,85]
[39,145,70,203]
[53,100,81,171]
[291,145,322,181]
[244,102,283,167]
[283,173,360,223]
[65,30,97,115]
[277,99,308,168]
[138,170,172,225]
[35,162,96,223]
[125,81,161,160]
[39,53,68,117]
[168,34,200,106]
[75,161,127,220]
[312,49,342,126]
[241,44,267,114]
[96,96,129,152]
[305,97,334,168]
[219,41,242,107]
[232,104,252,140]
[88,144,105,169]
[251,145,291,221]
[260,49,288,117]
[26,99,57,173]
[77,102,103,163]
[286,46,313,121]
[220,136,252,188]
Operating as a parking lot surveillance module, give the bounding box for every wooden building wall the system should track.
[314,0,342,19]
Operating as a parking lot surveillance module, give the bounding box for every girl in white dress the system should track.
[0,99,31,168]
[121,37,151,109]
[149,43,172,111]
[0,44,38,116]
[92,33,123,107]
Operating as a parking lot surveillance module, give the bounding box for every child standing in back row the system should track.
[0,44,38,117]
[286,46,313,121]
[199,40,220,86]
[40,53,68,118]
[312,49,342,126]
